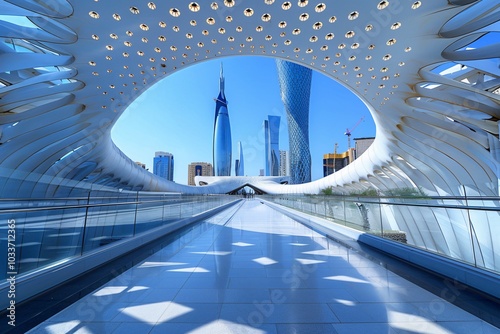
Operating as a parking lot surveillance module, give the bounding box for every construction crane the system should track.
[344,116,365,149]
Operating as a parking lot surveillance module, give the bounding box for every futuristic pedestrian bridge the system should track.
[1,1,500,332]
[0,192,499,332]
[3,199,500,333]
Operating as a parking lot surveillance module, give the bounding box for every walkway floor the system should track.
[28,199,499,334]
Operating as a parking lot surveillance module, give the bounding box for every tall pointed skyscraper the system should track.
[213,63,232,176]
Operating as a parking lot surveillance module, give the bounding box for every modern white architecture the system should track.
[1,1,498,197]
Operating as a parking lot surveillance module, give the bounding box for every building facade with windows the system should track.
[279,150,290,177]
[188,162,213,186]
[263,115,280,176]
[153,152,174,181]
[323,149,355,177]
[235,141,244,176]
[354,137,375,159]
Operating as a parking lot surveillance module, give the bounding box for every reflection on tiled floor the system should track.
[28,200,499,334]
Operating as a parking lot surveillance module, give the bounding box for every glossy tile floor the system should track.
[28,200,499,334]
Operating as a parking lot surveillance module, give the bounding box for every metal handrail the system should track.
[0,201,142,214]
[0,197,219,214]
[264,194,500,274]
[2,194,498,215]
[274,194,500,201]
[270,195,500,212]
[0,193,225,204]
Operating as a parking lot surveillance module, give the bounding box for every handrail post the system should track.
[324,196,327,219]
[343,194,346,225]
[80,191,91,255]
[463,185,477,268]
[378,191,383,236]
[162,194,166,223]
[133,191,139,236]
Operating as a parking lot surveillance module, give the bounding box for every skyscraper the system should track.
[276,60,312,184]
[153,151,174,181]
[235,141,244,176]
[188,162,213,186]
[263,116,281,176]
[323,149,354,177]
[213,63,232,176]
[354,137,375,159]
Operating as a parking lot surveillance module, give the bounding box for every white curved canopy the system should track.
[0,0,499,197]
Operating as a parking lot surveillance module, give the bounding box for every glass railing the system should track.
[261,194,500,275]
[0,192,237,280]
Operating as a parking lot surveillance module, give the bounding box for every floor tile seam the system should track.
[195,200,246,257]
[161,203,246,294]
[325,303,386,323]
[119,298,188,329]
[207,200,245,231]
[153,208,241,264]
[213,200,246,222]
[145,226,219,264]
[206,211,237,227]
[109,321,155,334]
[151,302,226,327]
[150,300,178,328]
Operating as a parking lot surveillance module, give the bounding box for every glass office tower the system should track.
[213,64,232,176]
[153,151,174,181]
[264,116,281,176]
[276,60,312,184]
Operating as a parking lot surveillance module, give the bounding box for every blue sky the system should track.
[111,56,375,185]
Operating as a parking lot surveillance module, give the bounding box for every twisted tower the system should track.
[276,60,312,184]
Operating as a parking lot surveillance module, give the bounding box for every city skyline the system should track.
[112,56,375,185]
